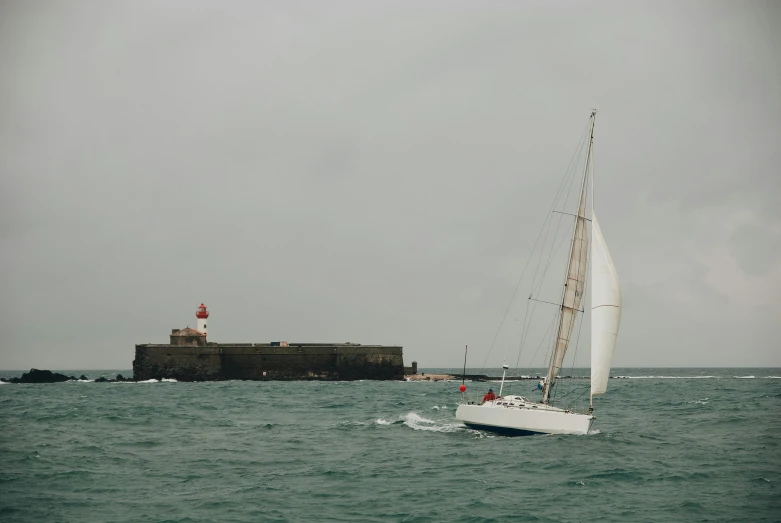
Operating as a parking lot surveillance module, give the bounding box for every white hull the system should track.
[456,396,594,436]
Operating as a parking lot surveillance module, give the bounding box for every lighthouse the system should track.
[196,303,209,338]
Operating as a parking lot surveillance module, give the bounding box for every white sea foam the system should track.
[767,376,781,379]
[374,418,392,425]
[617,376,717,379]
[161,378,178,382]
[401,412,464,433]
[402,412,435,426]
[735,376,755,379]
[137,379,160,383]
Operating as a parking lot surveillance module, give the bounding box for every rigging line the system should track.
[480,118,590,370]
[518,215,573,364]
[517,223,569,371]
[479,123,589,371]
[521,224,575,376]
[527,133,587,300]
[513,297,539,373]
[478,210,555,371]
[565,386,591,413]
[516,289,561,378]
[515,131,588,371]
[553,211,592,221]
[555,381,588,402]
[521,185,572,332]
[481,153,581,372]
[529,216,576,300]
[528,297,571,308]
[528,131,588,303]
[517,307,559,373]
[522,122,589,308]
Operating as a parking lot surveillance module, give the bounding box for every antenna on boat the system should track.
[459,346,468,397]
[498,363,510,397]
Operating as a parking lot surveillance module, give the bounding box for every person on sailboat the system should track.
[481,389,496,404]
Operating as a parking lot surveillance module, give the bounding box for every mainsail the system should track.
[541,111,596,404]
[590,214,621,396]
[542,189,588,403]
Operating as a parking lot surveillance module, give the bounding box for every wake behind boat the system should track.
[456,111,621,436]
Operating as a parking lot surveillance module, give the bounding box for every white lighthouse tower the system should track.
[196,303,209,338]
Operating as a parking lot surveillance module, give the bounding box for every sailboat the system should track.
[455,111,621,436]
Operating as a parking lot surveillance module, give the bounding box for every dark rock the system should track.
[10,369,76,384]
[3,369,139,384]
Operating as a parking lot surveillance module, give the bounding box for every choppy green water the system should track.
[1,368,780,522]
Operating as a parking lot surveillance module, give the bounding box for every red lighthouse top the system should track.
[196,303,209,319]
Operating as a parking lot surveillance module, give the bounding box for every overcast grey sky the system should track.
[1,0,779,370]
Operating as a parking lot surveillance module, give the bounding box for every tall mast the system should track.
[589,110,596,411]
[541,111,596,404]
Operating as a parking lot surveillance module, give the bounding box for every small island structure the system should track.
[132,304,407,381]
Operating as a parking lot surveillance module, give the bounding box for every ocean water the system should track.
[1,368,779,522]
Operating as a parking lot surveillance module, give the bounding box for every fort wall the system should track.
[133,343,404,381]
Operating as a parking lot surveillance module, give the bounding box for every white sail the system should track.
[590,214,621,396]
